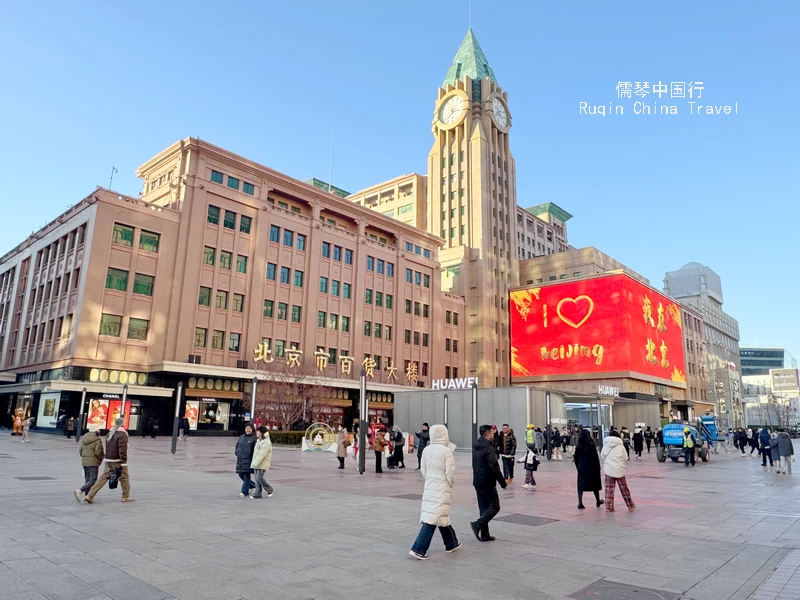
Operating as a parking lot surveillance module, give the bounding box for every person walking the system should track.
[569,427,578,457]
[600,431,635,512]
[391,426,405,469]
[415,423,430,470]
[551,427,562,461]
[644,426,654,453]
[179,416,191,441]
[409,425,461,560]
[250,426,274,499]
[561,427,569,457]
[374,427,388,473]
[470,425,507,542]
[769,432,782,473]
[522,446,539,490]
[620,427,631,460]
[498,424,517,482]
[633,428,644,459]
[683,428,696,467]
[777,429,794,475]
[74,429,104,502]
[84,418,133,504]
[749,428,759,456]
[759,427,773,469]
[66,416,75,440]
[336,425,349,469]
[235,424,257,497]
[574,429,603,509]
[655,427,664,449]
[21,416,31,443]
[525,424,536,451]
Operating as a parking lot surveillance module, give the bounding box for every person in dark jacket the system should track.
[643,426,654,453]
[391,427,405,469]
[551,427,562,461]
[632,428,644,459]
[759,427,773,468]
[470,425,507,542]
[415,423,430,470]
[498,424,517,482]
[655,428,664,448]
[777,430,794,474]
[769,433,781,473]
[84,418,133,503]
[235,424,257,497]
[74,430,104,502]
[573,429,603,509]
[620,427,631,459]
[180,416,191,441]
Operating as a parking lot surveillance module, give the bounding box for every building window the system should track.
[99,314,122,337]
[293,270,304,287]
[375,292,383,307]
[377,259,384,274]
[329,348,337,364]
[194,327,207,347]
[296,234,306,251]
[404,329,412,344]
[423,333,429,347]
[574,272,581,277]
[405,300,412,314]
[227,176,239,190]
[342,283,351,299]
[112,224,134,247]
[283,230,294,247]
[229,332,241,352]
[139,231,160,253]
[219,250,232,270]
[322,242,330,258]
[329,313,338,330]
[414,302,420,316]
[291,305,302,323]
[203,247,215,266]
[320,277,328,293]
[277,302,288,320]
[341,316,350,332]
[559,274,567,279]
[367,256,374,271]
[215,290,228,309]
[211,330,224,350]
[446,338,451,351]
[453,340,459,353]
[446,311,451,324]
[344,249,353,264]
[387,263,394,277]
[232,294,244,312]
[239,216,251,234]
[453,312,459,325]
[280,267,290,284]
[364,321,371,336]
[413,331,420,345]
[365,289,373,304]
[105,268,128,292]
[198,287,211,306]
[210,170,224,184]
[223,210,236,229]
[445,366,451,379]
[333,246,342,261]
[414,272,421,285]
[128,318,149,341]
[536,278,543,284]
[266,263,276,280]
[331,280,340,297]
[274,340,285,358]
[263,300,274,318]
[269,225,280,243]
[423,304,429,318]
[133,273,154,296]
[236,255,248,273]
[207,205,220,224]
[243,182,255,195]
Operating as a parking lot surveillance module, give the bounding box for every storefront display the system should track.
[106,400,131,429]
[36,392,61,429]
[87,399,109,432]
[197,398,231,431]
[184,401,199,430]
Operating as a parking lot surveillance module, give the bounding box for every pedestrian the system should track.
[66,416,75,440]
[74,429,104,502]
[569,427,578,457]
[769,432,781,473]
[738,428,747,455]
[336,424,349,469]
[235,423,257,497]
[353,421,360,462]
[409,425,461,560]
[490,425,501,454]
[655,427,664,448]
[374,426,388,473]
[777,429,794,475]
[633,428,644,459]
[522,446,539,490]
[599,431,635,512]
[470,424,507,542]
[682,427,696,467]
[415,423,430,470]
[180,416,191,441]
[620,427,631,460]
[21,416,31,443]
[535,427,544,454]
[250,426,274,499]
[574,429,603,509]
[561,427,569,456]
[498,423,517,482]
[760,427,773,469]
[550,426,562,461]
[83,417,133,503]
[391,426,405,469]
[525,424,536,451]
[749,428,759,456]
[644,426,654,453]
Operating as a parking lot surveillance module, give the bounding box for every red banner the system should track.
[510,273,686,386]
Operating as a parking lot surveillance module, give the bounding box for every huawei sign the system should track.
[509,273,687,386]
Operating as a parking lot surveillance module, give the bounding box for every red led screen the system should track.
[510,273,686,386]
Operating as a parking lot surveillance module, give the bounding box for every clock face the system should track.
[438,95,465,125]
[492,97,508,127]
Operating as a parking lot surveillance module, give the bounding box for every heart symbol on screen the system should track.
[556,296,594,329]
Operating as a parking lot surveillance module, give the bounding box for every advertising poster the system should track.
[86,399,109,432]
[105,400,131,429]
[184,401,199,430]
[36,392,61,429]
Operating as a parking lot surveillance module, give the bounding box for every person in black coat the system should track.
[470,425,507,542]
[391,427,405,469]
[574,429,603,509]
[180,416,191,441]
[632,428,644,459]
[643,426,654,453]
[415,423,430,470]
[235,424,257,497]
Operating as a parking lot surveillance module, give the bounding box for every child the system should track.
[523,446,539,490]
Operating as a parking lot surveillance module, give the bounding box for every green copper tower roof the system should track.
[442,29,497,88]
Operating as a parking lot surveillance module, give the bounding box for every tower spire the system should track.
[442,29,497,88]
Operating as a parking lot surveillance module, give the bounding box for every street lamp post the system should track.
[545,391,552,461]
[120,384,128,424]
[171,382,183,455]
[76,387,87,443]
[443,393,448,430]
[250,377,258,426]
[358,368,367,475]
[471,383,478,442]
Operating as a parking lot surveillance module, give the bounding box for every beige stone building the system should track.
[0,138,465,434]
[674,304,714,420]
[518,246,648,287]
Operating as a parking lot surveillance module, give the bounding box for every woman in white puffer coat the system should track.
[409,424,461,559]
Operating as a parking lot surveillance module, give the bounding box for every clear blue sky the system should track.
[1,1,797,357]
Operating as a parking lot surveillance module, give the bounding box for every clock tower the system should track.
[429,30,518,388]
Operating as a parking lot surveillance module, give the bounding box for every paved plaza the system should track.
[0,432,798,600]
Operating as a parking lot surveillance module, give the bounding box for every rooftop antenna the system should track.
[328,128,335,193]
[469,0,472,29]
[109,166,118,189]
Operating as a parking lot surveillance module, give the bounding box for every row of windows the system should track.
[321,242,353,264]
[319,277,351,298]
[207,204,252,234]
[194,327,242,352]
[404,269,431,288]
[404,300,429,317]
[99,314,150,341]
[365,289,393,308]
[198,287,246,313]
[444,338,459,352]
[444,366,460,379]
[362,321,392,340]
[525,272,582,285]
[23,314,73,347]
[266,264,304,286]
[255,338,303,359]
[316,311,351,332]
[268,225,307,250]
[105,268,155,296]
[404,242,432,259]
[34,224,86,271]
[445,310,459,325]
[210,170,255,196]
[366,256,395,276]
[403,329,430,347]
[202,247,249,273]
[112,224,160,253]
[362,353,404,373]
[263,300,302,323]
